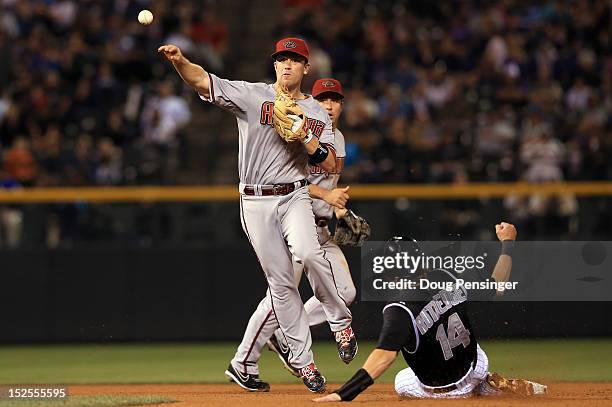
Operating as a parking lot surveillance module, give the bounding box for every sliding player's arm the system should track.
[490,222,517,295]
[314,304,416,402]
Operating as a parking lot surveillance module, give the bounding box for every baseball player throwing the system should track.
[314,222,548,401]
[230,78,359,382]
[159,38,355,393]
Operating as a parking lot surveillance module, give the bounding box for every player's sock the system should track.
[476,376,502,396]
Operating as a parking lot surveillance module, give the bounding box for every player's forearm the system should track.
[302,135,320,154]
[308,183,329,200]
[491,241,514,284]
[303,137,336,173]
[172,56,210,95]
[491,255,512,283]
[332,349,396,401]
[318,151,336,173]
[362,349,397,380]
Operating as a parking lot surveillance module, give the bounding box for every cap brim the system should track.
[313,90,344,99]
[271,50,308,62]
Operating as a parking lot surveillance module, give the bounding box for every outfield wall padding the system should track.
[0,247,609,342]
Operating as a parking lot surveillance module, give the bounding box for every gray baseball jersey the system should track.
[308,128,346,220]
[200,73,336,185]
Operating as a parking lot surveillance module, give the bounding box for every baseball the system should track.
[138,9,153,25]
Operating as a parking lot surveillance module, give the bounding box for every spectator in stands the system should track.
[63,135,95,186]
[93,137,122,186]
[0,136,35,248]
[3,136,37,187]
[140,81,191,183]
[191,9,228,71]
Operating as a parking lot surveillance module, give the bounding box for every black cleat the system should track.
[299,363,326,393]
[334,326,358,364]
[224,363,270,392]
[267,333,300,377]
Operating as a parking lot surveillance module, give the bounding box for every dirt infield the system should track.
[71,382,612,406]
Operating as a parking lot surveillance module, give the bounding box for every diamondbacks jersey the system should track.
[200,73,336,185]
[308,128,346,220]
[377,270,478,387]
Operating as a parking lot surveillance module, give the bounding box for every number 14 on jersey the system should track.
[436,312,471,361]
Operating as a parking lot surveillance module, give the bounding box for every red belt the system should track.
[243,180,308,196]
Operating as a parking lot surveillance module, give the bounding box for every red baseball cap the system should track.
[271,37,310,61]
[312,78,344,99]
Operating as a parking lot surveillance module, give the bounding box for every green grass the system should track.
[0,395,173,407]
[0,339,610,385]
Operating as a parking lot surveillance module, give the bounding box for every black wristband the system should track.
[501,240,515,256]
[308,143,329,165]
[336,368,374,401]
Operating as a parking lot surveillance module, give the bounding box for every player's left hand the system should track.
[324,186,350,208]
[313,392,341,402]
[495,222,517,241]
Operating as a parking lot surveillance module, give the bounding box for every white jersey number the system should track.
[435,312,471,361]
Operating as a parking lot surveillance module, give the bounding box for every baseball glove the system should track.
[273,86,308,142]
[333,209,371,246]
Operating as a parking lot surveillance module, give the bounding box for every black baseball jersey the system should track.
[377,269,477,387]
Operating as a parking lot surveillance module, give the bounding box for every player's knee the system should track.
[300,248,320,268]
[341,284,356,306]
[394,368,418,397]
[266,277,298,298]
[394,377,407,396]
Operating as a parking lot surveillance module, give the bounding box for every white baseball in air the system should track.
[138,9,154,25]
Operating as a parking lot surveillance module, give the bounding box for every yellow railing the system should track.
[0,182,610,203]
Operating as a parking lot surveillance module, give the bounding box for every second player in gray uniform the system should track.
[230,78,358,383]
[158,38,355,393]
[293,78,356,334]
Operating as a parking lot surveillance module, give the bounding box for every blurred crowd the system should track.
[276,0,611,186]
[2,0,609,190]
[0,0,228,189]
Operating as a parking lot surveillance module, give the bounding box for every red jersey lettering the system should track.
[305,118,325,138]
[260,102,274,125]
[309,157,345,176]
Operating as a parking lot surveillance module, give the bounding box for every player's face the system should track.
[274,54,309,89]
[316,96,343,128]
